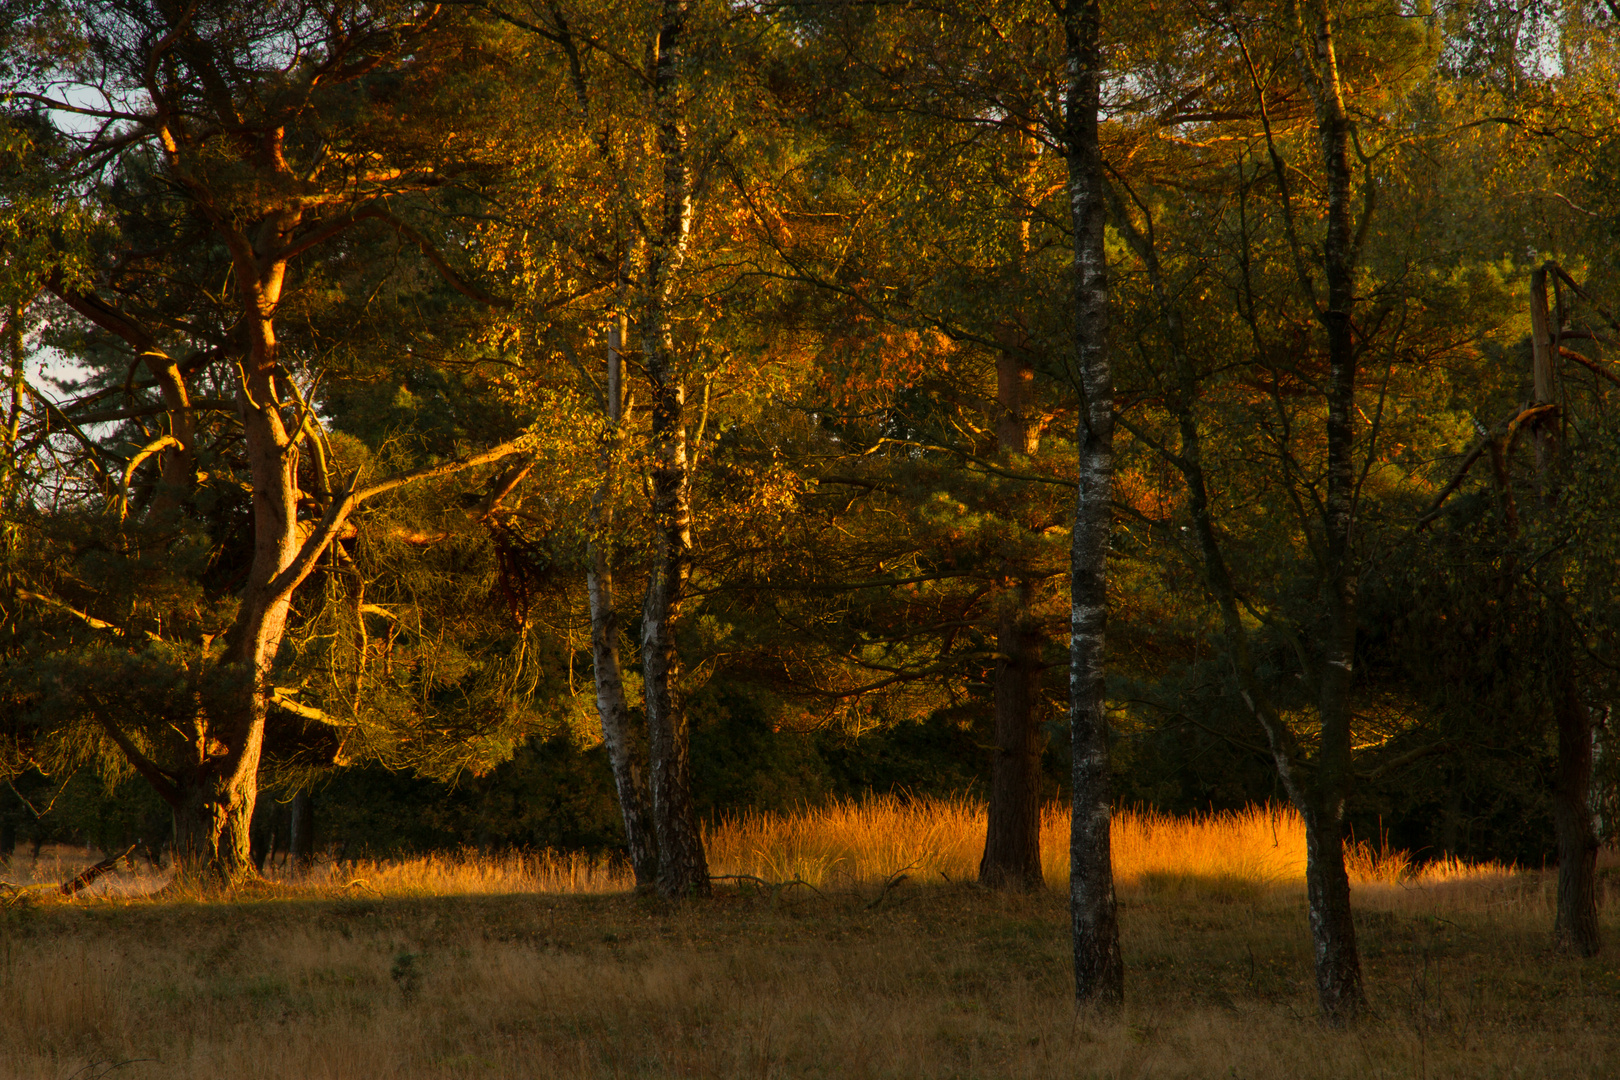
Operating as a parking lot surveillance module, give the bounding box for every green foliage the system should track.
[0,0,1615,874]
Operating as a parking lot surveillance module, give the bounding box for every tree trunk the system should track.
[640,418,707,896]
[289,790,315,873]
[1300,0,1368,1023]
[590,316,659,888]
[171,772,258,885]
[1530,268,1601,956]
[1062,0,1123,1010]
[640,340,708,898]
[1553,658,1602,955]
[1302,804,1364,1020]
[980,323,1046,889]
[0,813,14,867]
[634,0,709,901]
[994,349,1039,457]
[980,587,1045,889]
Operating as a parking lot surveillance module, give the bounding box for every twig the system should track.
[866,862,921,910]
[61,844,137,896]
[710,873,824,905]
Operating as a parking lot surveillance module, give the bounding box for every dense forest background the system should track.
[1,0,1618,894]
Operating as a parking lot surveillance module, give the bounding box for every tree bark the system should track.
[640,327,708,897]
[980,585,1046,889]
[994,348,1040,457]
[172,772,258,884]
[1061,0,1124,1010]
[980,314,1046,888]
[590,316,659,888]
[191,208,300,885]
[640,347,708,898]
[1296,0,1368,1022]
[1303,803,1363,1018]
[638,0,709,900]
[1552,661,1601,955]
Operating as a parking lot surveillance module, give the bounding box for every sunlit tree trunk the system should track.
[1061,0,1124,1010]
[182,227,299,885]
[590,316,659,888]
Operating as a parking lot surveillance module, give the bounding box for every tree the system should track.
[1,0,531,882]
[762,0,1122,999]
[1055,0,1125,1011]
[1098,0,1499,1021]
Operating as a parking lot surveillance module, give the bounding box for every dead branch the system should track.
[866,862,921,909]
[61,845,138,896]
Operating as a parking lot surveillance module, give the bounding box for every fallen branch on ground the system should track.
[710,873,825,905]
[61,845,137,896]
[866,862,921,910]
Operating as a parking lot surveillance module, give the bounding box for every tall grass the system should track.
[3,796,1522,901]
[703,795,1516,896]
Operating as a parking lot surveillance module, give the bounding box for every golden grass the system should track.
[0,797,1527,903]
[0,799,1616,1079]
[703,796,1518,904]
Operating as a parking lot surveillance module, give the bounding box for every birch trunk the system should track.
[1298,0,1367,1021]
[1302,804,1362,1015]
[638,0,709,899]
[640,334,708,897]
[1061,0,1123,1009]
[590,317,658,888]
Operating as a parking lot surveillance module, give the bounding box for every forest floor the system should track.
[1,844,1617,1079]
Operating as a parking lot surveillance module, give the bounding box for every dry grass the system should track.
[0,800,1615,1079]
[0,799,1520,902]
[707,797,1518,903]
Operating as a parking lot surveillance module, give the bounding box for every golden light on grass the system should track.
[3,797,1520,902]
[702,796,1517,901]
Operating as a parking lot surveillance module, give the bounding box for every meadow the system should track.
[1,799,1616,1079]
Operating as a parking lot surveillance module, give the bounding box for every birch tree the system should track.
[474,0,801,897]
